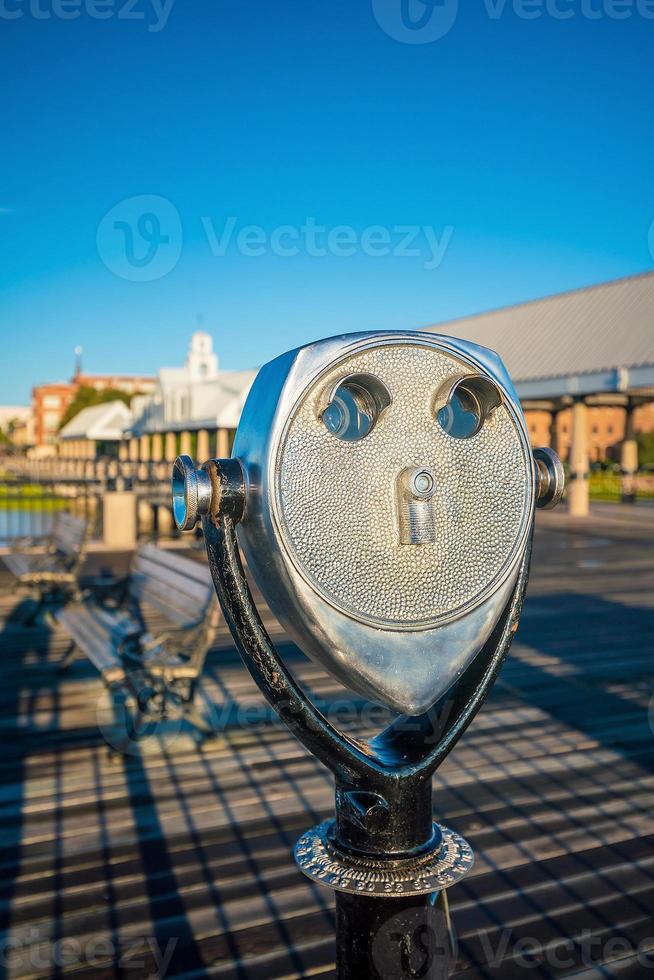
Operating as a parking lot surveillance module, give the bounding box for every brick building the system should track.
[523,402,654,463]
[32,382,76,447]
[32,371,156,447]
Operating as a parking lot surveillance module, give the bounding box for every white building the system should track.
[129,332,257,456]
[58,400,133,457]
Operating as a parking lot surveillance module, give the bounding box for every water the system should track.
[0,506,56,546]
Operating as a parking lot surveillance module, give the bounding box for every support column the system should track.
[165,431,177,462]
[102,491,137,549]
[569,399,589,517]
[621,402,638,504]
[129,437,139,462]
[137,497,153,536]
[196,429,210,463]
[179,430,192,456]
[157,504,174,538]
[119,441,129,462]
[151,433,163,462]
[139,434,150,462]
[549,409,559,455]
[217,427,230,458]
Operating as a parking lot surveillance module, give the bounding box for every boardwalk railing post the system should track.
[172,331,565,979]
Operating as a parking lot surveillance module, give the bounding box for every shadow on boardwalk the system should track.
[0,508,652,978]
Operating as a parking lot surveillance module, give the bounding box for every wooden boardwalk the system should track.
[0,504,653,979]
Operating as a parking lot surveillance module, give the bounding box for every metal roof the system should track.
[59,400,132,440]
[130,369,257,435]
[425,270,654,400]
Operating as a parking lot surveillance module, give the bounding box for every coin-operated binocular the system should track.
[173,332,563,980]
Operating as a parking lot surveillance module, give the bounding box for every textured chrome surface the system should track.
[274,342,532,629]
[171,454,212,531]
[294,820,474,896]
[233,330,535,714]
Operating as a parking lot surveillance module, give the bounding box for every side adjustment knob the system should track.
[533,447,565,510]
[171,455,213,530]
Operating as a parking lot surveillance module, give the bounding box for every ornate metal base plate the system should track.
[294,820,474,897]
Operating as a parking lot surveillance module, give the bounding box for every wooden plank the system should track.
[0,510,652,979]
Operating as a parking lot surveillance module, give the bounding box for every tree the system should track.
[637,431,654,469]
[58,386,133,431]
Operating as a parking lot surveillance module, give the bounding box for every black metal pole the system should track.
[335,891,451,980]
[332,777,453,979]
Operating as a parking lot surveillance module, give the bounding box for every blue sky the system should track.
[1,0,653,403]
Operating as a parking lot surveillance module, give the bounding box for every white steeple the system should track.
[185,331,219,381]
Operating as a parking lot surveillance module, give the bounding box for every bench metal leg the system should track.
[58,640,79,672]
[107,702,154,758]
[173,678,217,742]
[129,706,153,741]
[23,593,46,627]
[107,674,218,754]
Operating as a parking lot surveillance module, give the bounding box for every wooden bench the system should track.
[55,543,220,744]
[2,512,88,622]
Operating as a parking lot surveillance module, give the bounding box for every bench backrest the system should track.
[53,513,88,560]
[129,543,215,629]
